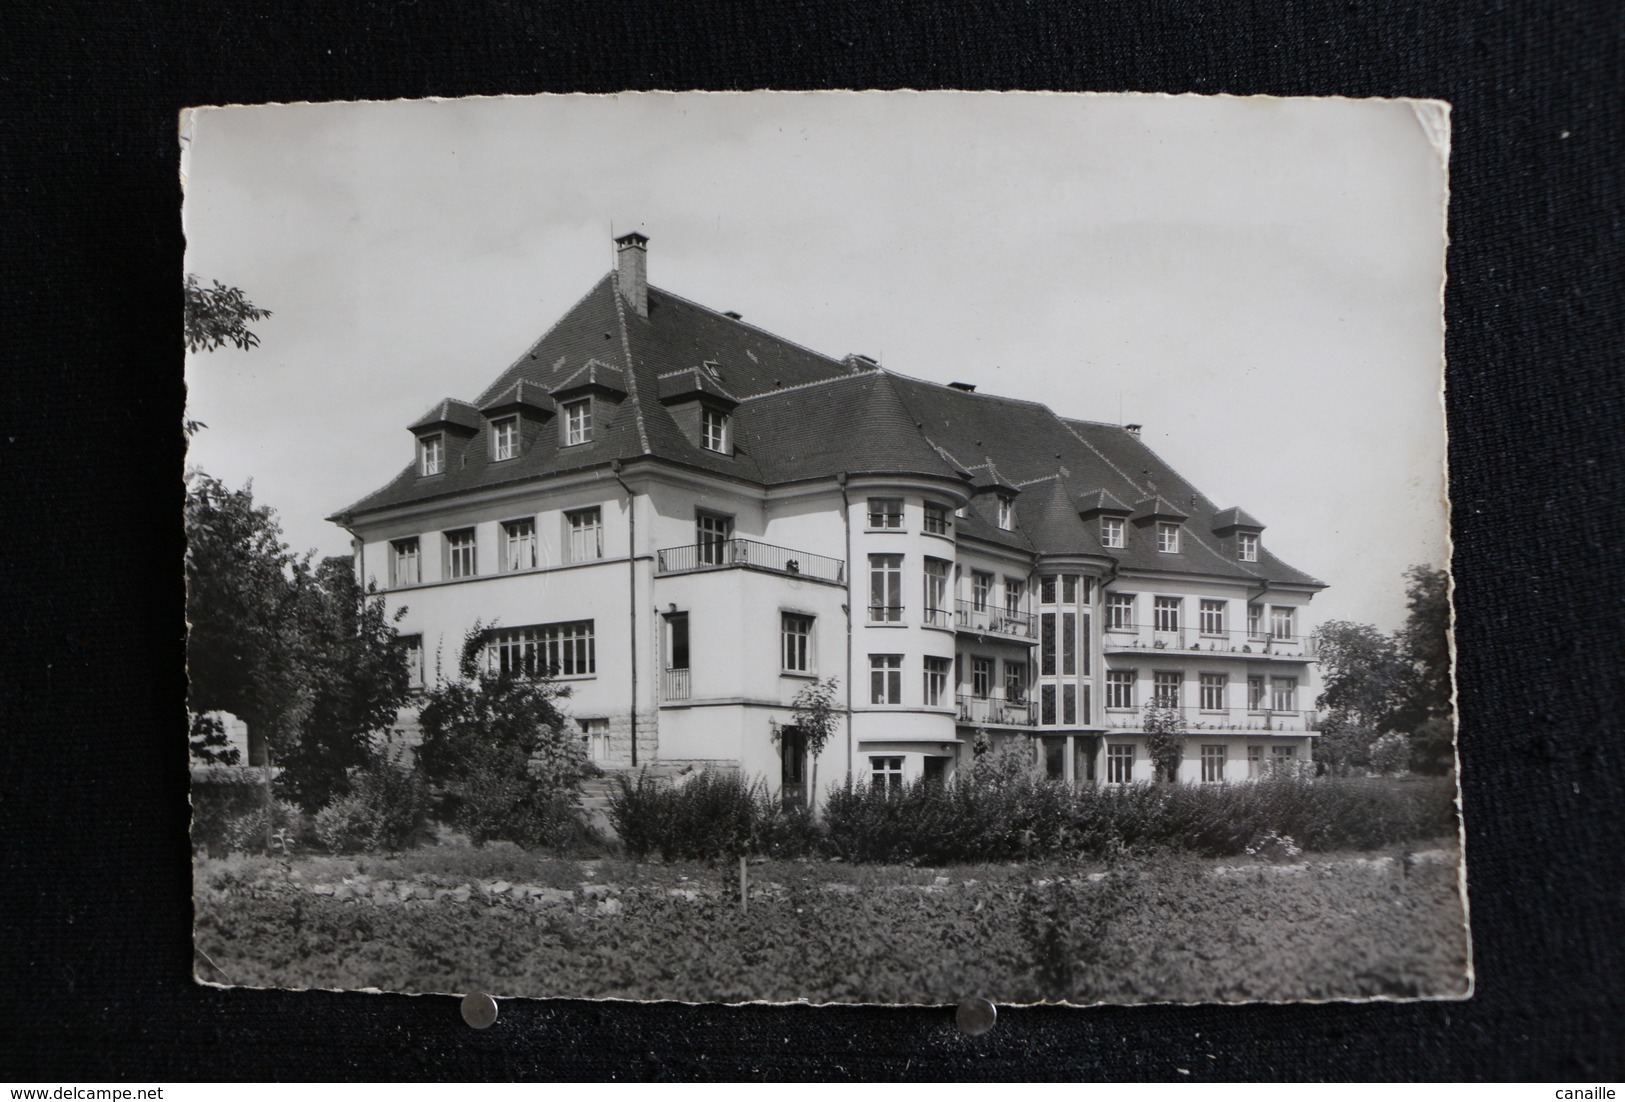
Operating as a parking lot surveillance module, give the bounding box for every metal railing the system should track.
[655,538,846,585]
[955,693,1037,727]
[955,600,1038,639]
[662,668,691,701]
[1101,624,1317,657]
[868,605,904,623]
[922,606,953,629]
[1099,705,1316,732]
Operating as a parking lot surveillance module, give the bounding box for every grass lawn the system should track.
[193,842,1469,1005]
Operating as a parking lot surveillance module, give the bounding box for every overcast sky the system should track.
[182,91,1449,632]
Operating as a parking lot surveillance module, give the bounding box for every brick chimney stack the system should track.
[614,232,649,318]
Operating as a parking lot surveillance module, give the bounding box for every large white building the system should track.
[330,233,1325,802]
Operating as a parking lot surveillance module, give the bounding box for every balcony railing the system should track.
[1101,624,1317,658]
[922,606,953,629]
[955,693,1037,727]
[1101,706,1316,732]
[955,600,1038,639]
[655,538,846,585]
[662,668,691,702]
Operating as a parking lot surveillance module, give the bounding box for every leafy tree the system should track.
[415,623,592,847]
[786,677,840,805]
[273,557,413,812]
[184,274,272,354]
[1368,731,1411,776]
[1312,620,1405,774]
[185,475,411,811]
[188,712,240,766]
[1143,697,1186,783]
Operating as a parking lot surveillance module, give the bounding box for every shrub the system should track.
[607,769,822,862]
[313,760,430,854]
[191,767,274,856]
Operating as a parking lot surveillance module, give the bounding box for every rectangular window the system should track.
[923,502,950,535]
[1004,578,1024,617]
[1062,611,1077,675]
[869,554,903,622]
[869,654,902,704]
[1040,576,1056,604]
[701,407,729,453]
[870,756,904,794]
[1248,603,1265,639]
[1101,516,1125,548]
[1270,606,1296,640]
[1248,675,1266,711]
[489,620,595,679]
[1106,744,1135,784]
[696,511,734,565]
[1040,613,1056,676]
[567,507,603,562]
[580,717,611,763]
[1153,595,1181,632]
[502,518,537,572]
[1061,574,1079,604]
[419,433,444,476]
[1004,661,1027,704]
[1153,671,1181,709]
[1271,745,1298,763]
[1271,676,1298,713]
[1200,672,1228,711]
[867,497,904,529]
[924,656,951,707]
[1200,599,1225,636]
[997,496,1013,530]
[400,634,423,687]
[1238,532,1259,562]
[491,416,518,461]
[972,570,993,611]
[1247,745,1264,778]
[1157,521,1181,553]
[1106,592,1135,630]
[923,558,951,627]
[1062,684,1077,725]
[972,656,993,699]
[1041,684,1057,725]
[389,537,420,587]
[445,528,476,579]
[781,613,813,673]
[1201,744,1227,783]
[563,399,592,446]
[1106,669,1135,710]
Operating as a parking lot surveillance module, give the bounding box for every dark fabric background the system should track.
[2,0,1621,1081]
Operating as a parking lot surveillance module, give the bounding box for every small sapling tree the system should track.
[787,677,840,807]
[1143,696,1186,784]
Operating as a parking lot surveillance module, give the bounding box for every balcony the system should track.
[955,600,1038,640]
[662,667,691,702]
[955,693,1037,727]
[1101,706,1317,733]
[1102,625,1317,660]
[655,538,846,585]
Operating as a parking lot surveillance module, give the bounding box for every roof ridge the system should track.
[883,366,1060,413]
[739,371,872,402]
[472,273,615,407]
[610,271,652,456]
[648,283,855,375]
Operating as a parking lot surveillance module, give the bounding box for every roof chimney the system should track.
[614,232,648,318]
[1124,423,1142,436]
[948,382,976,392]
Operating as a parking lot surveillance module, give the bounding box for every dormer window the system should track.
[1156,521,1181,554]
[701,407,730,454]
[419,433,444,476]
[1238,532,1259,562]
[1101,516,1125,549]
[997,496,1013,531]
[563,399,591,446]
[491,416,518,461]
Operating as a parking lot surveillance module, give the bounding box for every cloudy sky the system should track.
[183,91,1449,632]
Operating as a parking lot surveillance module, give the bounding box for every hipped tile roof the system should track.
[331,264,1323,589]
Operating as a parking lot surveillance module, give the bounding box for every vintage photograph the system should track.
[185,91,1467,1006]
